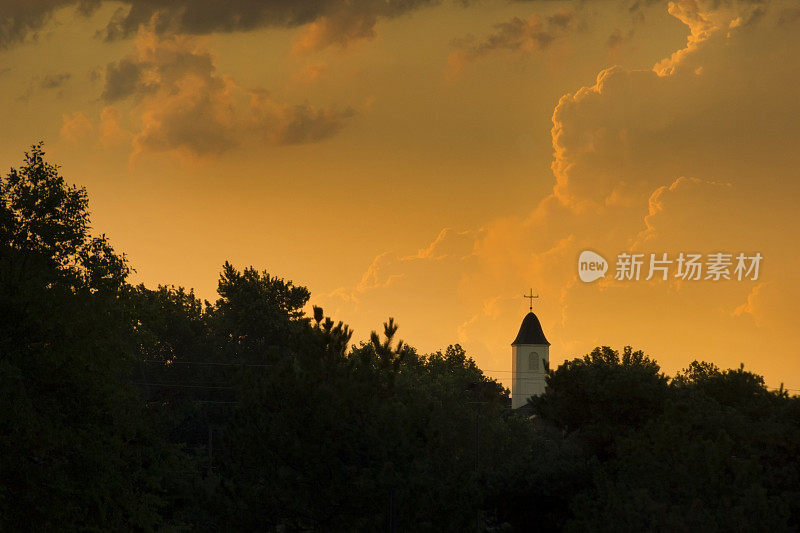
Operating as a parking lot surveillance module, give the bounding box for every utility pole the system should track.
[469,400,486,530]
[474,410,479,471]
[207,424,213,476]
[388,489,396,533]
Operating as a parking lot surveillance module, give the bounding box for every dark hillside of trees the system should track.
[2,145,799,531]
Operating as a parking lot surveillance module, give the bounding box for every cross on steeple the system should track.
[523,288,538,311]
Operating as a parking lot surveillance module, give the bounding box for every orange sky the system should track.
[2,0,799,391]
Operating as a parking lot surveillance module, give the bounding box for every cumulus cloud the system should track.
[321,229,476,305]
[327,228,478,305]
[291,9,378,54]
[634,177,732,249]
[60,110,94,143]
[323,0,800,385]
[101,26,353,158]
[733,282,765,322]
[550,0,800,212]
[292,62,327,84]
[732,272,800,333]
[315,228,490,359]
[99,106,131,147]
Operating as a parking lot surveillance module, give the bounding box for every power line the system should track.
[134,363,800,393]
[141,360,273,367]
[130,381,234,390]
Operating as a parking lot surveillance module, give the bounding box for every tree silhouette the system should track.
[2,145,800,531]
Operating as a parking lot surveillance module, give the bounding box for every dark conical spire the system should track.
[511,312,550,346]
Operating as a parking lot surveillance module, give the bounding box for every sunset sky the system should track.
[2,0,799,391]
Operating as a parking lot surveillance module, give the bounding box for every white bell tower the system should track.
[511,290,550,410]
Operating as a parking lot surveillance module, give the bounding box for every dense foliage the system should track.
[2,145,799,531]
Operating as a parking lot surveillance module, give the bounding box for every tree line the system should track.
[2,145,799,531]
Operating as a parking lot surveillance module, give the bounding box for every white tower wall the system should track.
[511,344,549,409]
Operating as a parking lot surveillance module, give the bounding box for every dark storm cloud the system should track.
[101,59,143,101]
[15,71,72,101]
[98,0,440,41]
[0,1,100,48]
[40,72,72,89]
[606,28,633,50]
[101,49,216,102]
[0,0,441,48]
[778,7,800,25]
[453,7,575,62]
[546,7,574,29]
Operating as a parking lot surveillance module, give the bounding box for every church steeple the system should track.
[511,291,550,410]
[512,312,550,346]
